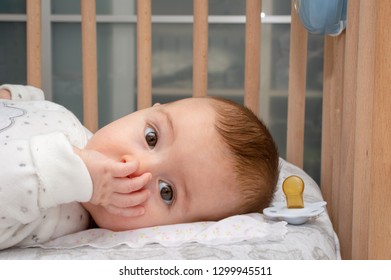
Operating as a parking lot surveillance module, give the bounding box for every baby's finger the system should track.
[111,160,139,177]
[105,205,145,217]
[110,189,150,208]
[114,172,152,194]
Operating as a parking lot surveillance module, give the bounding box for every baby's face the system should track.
[82,98,239,231]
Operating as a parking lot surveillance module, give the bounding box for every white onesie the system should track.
[0,84,93,250]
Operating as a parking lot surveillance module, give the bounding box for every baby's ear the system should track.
[153,103,161,107]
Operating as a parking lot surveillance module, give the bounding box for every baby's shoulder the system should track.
[0,100,85,144]
[2,99,67,112]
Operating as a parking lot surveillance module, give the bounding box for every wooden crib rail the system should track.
[286,4,308,169]
[320,0,391,260]
[26,0,42,88]
[81,0,98,132]
[27,0,100,132]
[192,0,209,97]
[136,0,263,112]
[137,0,152,109]
[244,0,261,115]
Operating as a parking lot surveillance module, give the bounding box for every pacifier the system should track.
[263,175,327,225]
[282,175,304,208]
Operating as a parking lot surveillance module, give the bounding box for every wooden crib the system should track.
[24,0,391,259]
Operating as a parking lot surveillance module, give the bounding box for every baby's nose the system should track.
[120,154,158,179]
[120,155,141,178]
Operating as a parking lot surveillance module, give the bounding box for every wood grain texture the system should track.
[286,4,308,168]
[244,0,261,115]
[193,0,208,97]
[26,0,41,88]
[337,0,359,260]
[81,0,98,132]
[367,0,391,259]
[137,0,152,109]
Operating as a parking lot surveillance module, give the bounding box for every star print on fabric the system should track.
[0,102,26,133]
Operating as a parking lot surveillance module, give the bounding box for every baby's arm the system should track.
[73,148,151,217]
[0,133,92,231]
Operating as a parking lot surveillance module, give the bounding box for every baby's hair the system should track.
[208,96,279,214]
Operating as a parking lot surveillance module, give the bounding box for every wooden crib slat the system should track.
[368,0,391,258]
[320,37,334,223]
[81,0,98,132]
[193,0,209,97]
[351,0,374,259]
[332,38,345,235]
[244,0,261,115]
[137,0,152,109]
[336,0,359,260]
[350,0,391,259]
[26,0,42,88]
[321,35,347,238]
[322,0,391,260]
[286,4,308,168]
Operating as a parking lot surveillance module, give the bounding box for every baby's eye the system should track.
[159,181,174,205]
[145,127,158,149]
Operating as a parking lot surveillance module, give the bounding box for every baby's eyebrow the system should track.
[156,107,175,138]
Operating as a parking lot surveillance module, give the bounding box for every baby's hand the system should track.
[0,88,11,99]
[74,147,151,217]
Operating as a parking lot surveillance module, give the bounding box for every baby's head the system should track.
[82,97,279,231]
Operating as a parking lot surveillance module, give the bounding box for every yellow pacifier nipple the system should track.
[282,175,304,208]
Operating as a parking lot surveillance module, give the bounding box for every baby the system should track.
[0,84,279,249]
